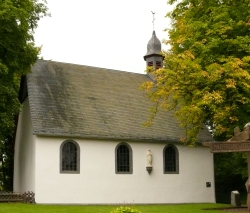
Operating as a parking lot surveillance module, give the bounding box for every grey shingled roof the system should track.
[26,60,213,142]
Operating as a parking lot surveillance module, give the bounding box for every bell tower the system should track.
[144,12,163,70]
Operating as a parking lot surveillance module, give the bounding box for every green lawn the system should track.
[0,203,245,213]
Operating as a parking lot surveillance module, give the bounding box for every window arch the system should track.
[163,144,179,174]
[60,140,80,174]
[115,142,133,174]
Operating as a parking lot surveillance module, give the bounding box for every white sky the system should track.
[34,0,174,74]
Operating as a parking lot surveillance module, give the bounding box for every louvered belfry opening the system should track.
[62,142,77,171]
[156,61,162,69]
[117,145,130,172]
[147,61,153,67]
[164,146,176,172]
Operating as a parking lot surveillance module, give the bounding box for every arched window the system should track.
[60,140,80,174]
[115,143,133,174]
[163,144,179,174]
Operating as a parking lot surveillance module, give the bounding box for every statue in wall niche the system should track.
[147,149,152,167]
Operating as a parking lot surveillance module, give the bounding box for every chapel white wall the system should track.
[14,97,35,192]
[35,137,215,204]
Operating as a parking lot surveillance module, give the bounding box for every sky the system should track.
[34,0,174,74]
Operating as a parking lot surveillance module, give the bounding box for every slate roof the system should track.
[25,60,213,143]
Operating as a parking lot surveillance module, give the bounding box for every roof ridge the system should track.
[37,59,147,76]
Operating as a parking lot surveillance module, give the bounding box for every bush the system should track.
[110,206,142,213]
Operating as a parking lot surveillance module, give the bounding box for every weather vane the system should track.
[151,11,155,30]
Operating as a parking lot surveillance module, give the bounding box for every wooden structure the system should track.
[0,191,35,203]
[203,124,250,212]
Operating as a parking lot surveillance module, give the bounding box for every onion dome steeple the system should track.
[144,30,161,56]
[144,30,163,69]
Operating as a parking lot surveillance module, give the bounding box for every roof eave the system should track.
[143,54,164,61]
[33,132,209,144]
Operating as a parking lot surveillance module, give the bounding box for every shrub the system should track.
[110,206,142,213]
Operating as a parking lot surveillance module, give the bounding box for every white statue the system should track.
[147,149,152,166]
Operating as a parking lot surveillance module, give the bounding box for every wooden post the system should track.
[246,153,250,212]
[247,152,250,177]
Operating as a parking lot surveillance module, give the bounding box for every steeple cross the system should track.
[151,11,155,30]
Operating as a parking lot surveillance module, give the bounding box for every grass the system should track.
[0,203,245,213]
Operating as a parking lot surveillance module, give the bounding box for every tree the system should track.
[141,0,250,146]
[0,0,49,190]
[0,0,49,140]
[0,135,15,191]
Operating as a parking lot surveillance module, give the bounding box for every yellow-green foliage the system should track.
[142,0,250,145]
[111,206,142,213]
